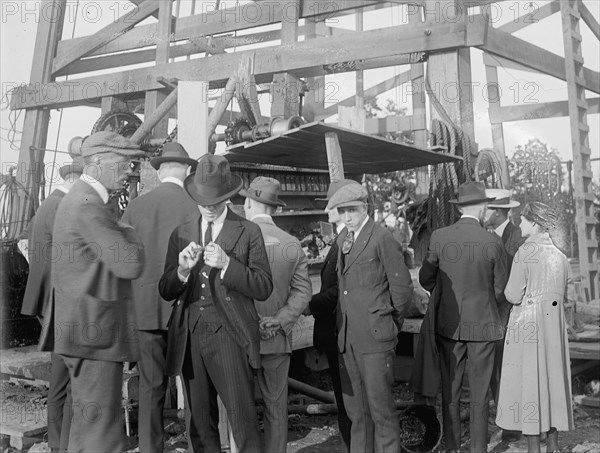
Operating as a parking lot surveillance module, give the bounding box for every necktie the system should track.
[341,231,354,255]
[204,221,213,247]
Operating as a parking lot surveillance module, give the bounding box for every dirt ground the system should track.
[1,370,599,453]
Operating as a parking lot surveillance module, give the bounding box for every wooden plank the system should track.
[178,81,210,159]
[580,2,600,41]
[581,396,600,408]
[490,97,600,123]
[498,0,560,34]
[364,115,415,134]
[55,0,380,60]
[480,25,600,94]
[52,0,160,74]
[325,132,345,182]
[129,0,170,20]
[14,19,475,110]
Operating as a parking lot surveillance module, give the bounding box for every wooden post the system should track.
[325,132,345,182]
[302,18,325,122]
[13,0,66,229]
[178,82,210,159]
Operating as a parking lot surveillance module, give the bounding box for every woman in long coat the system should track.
[496,202,574,453]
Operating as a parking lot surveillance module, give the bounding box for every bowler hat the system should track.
[150,142,198,170]
[80,131,146,159]
[59,155,85,179]
[326,181,368,210]
[184,154,242,206]
[316,179,355,201]
[240,176,286,207]
[449,182,495,206]
[486,188,520,209]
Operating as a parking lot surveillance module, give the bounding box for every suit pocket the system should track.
[356,257,379,287]
[368,306,398,342]
[77,294,116,350]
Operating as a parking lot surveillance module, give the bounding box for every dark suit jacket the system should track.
[336,218,413,354]
[309,241,340,353]
[159,208,273,375]
[122,182,198,330]
[21,190,64,317]
[419,217,508,341]
[43,180,144,362]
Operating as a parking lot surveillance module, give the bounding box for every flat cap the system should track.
[81,131,145,159]
[326,181,368,210]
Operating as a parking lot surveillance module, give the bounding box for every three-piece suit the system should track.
[337,218,413,453]
[419,217,508,452]
[159,208,272,453]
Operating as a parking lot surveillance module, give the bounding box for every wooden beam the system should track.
[129,0,170,20]
[580,2,600,41]
[324,132,345,181]
[497,0,560,34]
[482,52,537,73]
[490,97,600,124]
[54,0,379,61]
[363,115,416,134]
[14,19,475,110]
[480,24,600,94]
[52,0,160,74]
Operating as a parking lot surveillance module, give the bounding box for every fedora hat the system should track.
[316,179,355,201]
[486,188,520,209]
[150,142,198,170]
[326,181,368,210]
[240,176,286,207]
[449,181,496,206]
[59,155,85,179]
[184,154,242,206]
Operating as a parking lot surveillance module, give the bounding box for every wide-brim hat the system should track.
[59,155,85,179]
[150,142,198,170]
[240,176,286,207]
[327,181,368,210]
[486,188,520,208]
[316,179,355,201]
[80,131,146,158]
[184,154,242,206]
[449,181,495,206]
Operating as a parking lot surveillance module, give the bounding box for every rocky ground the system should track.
[1,370,599,452]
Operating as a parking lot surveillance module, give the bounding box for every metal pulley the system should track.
[217,115,304,146]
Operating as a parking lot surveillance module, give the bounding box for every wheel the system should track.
[91,109,142,137]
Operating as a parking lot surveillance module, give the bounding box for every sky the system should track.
[1,0,599,190]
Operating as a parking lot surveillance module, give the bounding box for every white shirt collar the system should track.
[56,185,68,194]
[352,215,370,238]
[200,205,228,228]
[250,213,272,222]
[336,223,346,235]
[161,176,184,188]
[461,214,480,222]
[80,174,109,204]
[495,218,510,237]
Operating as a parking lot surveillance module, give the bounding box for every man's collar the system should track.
[200,205,228,225]
[161,176,184,188]
[495,218,510,237]
[80,174,109,204]
[250,213,273,222]
[461,214,480,222]
[336,222,345,235]
[353,215,370,238]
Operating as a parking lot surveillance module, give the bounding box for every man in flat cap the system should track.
[483,188,524,414]
[329,181,413,453]
[419,181,508,453]
[308,179,354,451]
[121,142,198,453]
[241,176,312,453]
[20,156,84,453]
[159,154,273,453]
[41,131,146,452]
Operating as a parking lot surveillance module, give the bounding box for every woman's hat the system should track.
[183,154,242,206]
[59,155,85,179]
[449,182,496,206]
[150,142,198,170]
[486,188,520,209]
[240,176,286,207]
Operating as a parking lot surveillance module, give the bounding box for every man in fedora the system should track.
[121,142,198,453]
[159,154,273,453]
[20,155,84,453]
[44,131,146,452]
[308,179,354,451]
[484,189,524,422]
[419,181,508,453]
[241,176,312,453]
[329,181,413,453]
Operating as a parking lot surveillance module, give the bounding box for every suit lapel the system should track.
[342,218,374,273]
[216,209,244,256]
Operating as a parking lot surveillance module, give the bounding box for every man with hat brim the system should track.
[483,188,524,419]
[18,155,84,453]
[40,131,146,452]
[159,154,273,453]
[419,181,508,453]
[329,181,413,453]
[240,176,312,453]
[307,178,354,450]
[121,142,198,453]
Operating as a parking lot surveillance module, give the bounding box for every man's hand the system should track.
[178,242,203,278]
[204,242,230,269]
[259,316,282,340]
